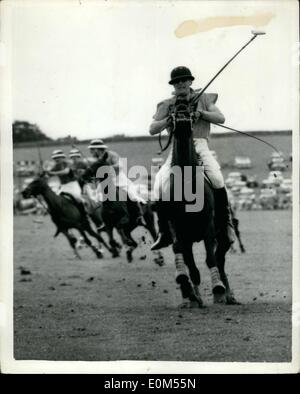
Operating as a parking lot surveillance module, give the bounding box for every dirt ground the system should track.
[13,210,292,362]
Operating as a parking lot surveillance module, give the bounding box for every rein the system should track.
[157,102,280,155]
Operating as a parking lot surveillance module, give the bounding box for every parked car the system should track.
[236,187,256,210]
[16,160,36,176]
[225,172,243,188]
[246,175,259,188]
[268,170,284,185]
[267,156,287,171]
[278,179,292,194]
[234,156,252,169]
[258,188,278,209]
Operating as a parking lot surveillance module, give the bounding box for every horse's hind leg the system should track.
[84,223,113,254]
[215,239,240,305]
[183,244,203,308]
[62,230,81,259]
[203,236,226,300]
[121,228,137,263]
[79,230,103,259]
[106,227,121,258]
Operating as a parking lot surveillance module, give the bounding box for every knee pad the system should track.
[208,173,224,189]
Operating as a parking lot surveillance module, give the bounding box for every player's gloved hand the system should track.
[192,110,203,121]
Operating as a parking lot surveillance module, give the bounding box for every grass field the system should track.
[13,209,292,364]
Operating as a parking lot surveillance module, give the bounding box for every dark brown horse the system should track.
[22,176,113,260]
[163,101,238,306]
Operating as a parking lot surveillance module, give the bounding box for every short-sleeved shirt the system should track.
[49,160,75,184]
[153,88,218,140]
[71,159,89,177]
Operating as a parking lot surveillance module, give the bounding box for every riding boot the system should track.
[151,201,173,250]
[213,187,235,246]
[77,200,90,222]
[128,199,146,227]
[135,201,147,226]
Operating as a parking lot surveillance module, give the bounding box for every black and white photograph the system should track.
[0,0,299,375]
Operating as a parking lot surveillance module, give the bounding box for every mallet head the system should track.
[251,30,266,36]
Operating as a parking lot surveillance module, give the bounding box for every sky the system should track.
[6,0,299,139]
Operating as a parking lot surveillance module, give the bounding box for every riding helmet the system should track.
[88,139,108,150]
[69,148,81,158]
[51,149,66,159]
[169,66,195,85]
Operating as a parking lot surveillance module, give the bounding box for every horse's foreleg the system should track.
[142,210,165,266]
[183,244,203,308]
[144,211,158,242]
[62,230,81,259]
[215,238,240,305]
[173,240,197,307]
[79,230,103,259]
[106,227,121,257]
[84,223,112,254]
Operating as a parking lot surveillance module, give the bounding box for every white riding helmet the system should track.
[88,139,108,150]
[51,149,66,159]
[69,148,81,158]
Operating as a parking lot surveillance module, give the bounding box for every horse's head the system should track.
[172,99,194,141]
[170,98,199,170]
[22,176,48,198]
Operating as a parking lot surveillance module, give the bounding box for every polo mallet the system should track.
[192,30,266,103]
[195,29,280,154]
[159,30,274,153]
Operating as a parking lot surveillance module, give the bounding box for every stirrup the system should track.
[96,224,106,232]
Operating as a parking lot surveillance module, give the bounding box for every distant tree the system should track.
[110,133,126,140]
[56,134,78,144]
[13,121,52,143]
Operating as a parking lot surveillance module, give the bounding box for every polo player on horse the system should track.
[46,149,89,218]
[150,66,235,250]
[69,148,89,177]
[80,139,146,227]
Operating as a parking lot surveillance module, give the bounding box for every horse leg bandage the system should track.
[175,253,188,281]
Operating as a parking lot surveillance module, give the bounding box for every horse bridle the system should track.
[158,97,196,154]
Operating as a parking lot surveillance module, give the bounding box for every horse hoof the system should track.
[192,287,204,308]
[226,294,241,305]
[190,300,204,309]
[154,257,165,267]
[212,283,226,295]
[213,293,226,304]
[178,300,190,309]
[126,250,133,263]
[111,249,120,258]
